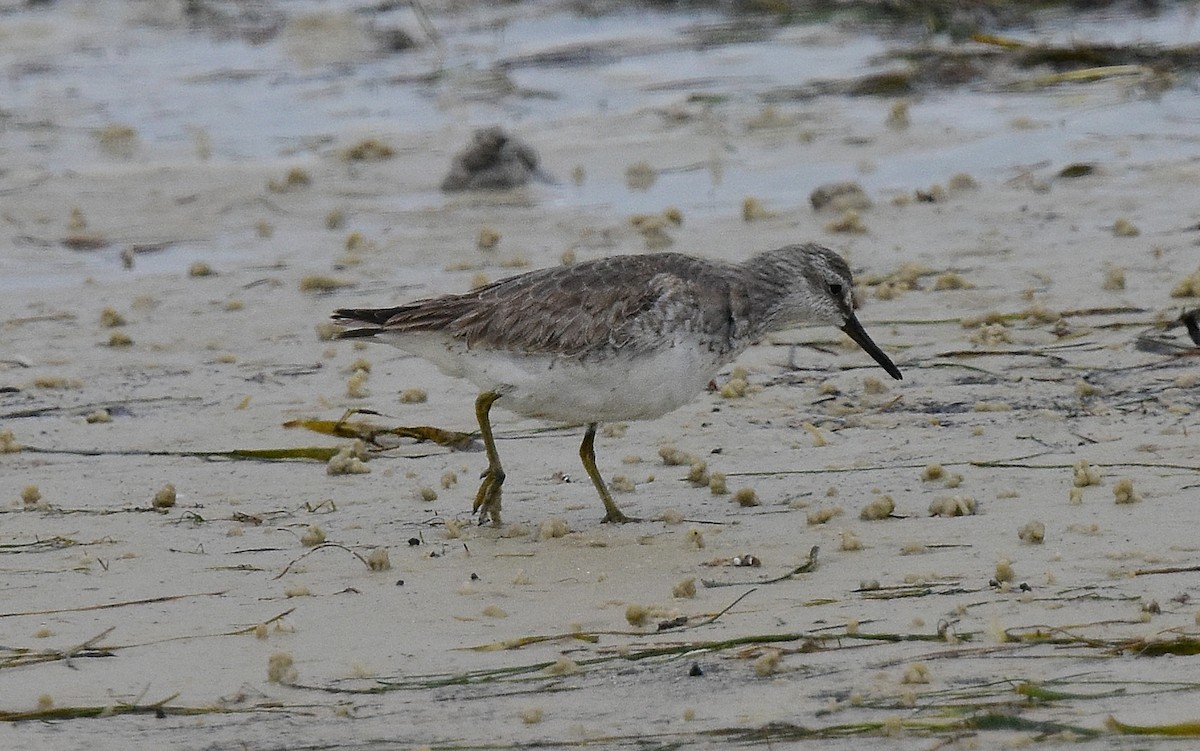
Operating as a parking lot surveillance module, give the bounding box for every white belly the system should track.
[380,331,731,423]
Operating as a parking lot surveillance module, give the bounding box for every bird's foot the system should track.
[600,506,639,524]
[473,466,505,526]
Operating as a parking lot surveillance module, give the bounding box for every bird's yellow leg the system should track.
[472,391,505,526]
[580,423,637,523]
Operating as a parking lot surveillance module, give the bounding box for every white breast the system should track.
[380,330,731,424]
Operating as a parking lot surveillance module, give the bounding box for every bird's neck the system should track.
[737,252,803,340]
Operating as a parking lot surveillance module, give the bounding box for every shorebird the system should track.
[333,243,901,525]
[440,126,550,192]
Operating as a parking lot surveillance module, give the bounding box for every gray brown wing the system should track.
[334,254,743,358]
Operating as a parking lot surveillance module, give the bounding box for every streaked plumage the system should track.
[333,243,901,524]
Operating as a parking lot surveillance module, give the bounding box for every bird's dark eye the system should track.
[829,283,843,296]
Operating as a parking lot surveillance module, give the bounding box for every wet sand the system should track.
[3,2,1200,749]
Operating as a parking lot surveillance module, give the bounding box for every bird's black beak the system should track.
[841,313,902,380]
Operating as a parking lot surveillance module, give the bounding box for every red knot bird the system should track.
[333,243,901,525]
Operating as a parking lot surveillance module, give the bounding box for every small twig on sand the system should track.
[0,590,226,619]
[273,543,371,580]
[702,546,819,588]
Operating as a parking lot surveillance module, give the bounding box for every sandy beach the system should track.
[3,2,1200,749]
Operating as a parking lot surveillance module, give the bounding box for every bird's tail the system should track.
[330,307,405,340]
[332,307,402,326]
[332,327,382,340]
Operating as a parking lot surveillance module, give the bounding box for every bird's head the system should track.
[762,244,902,380]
